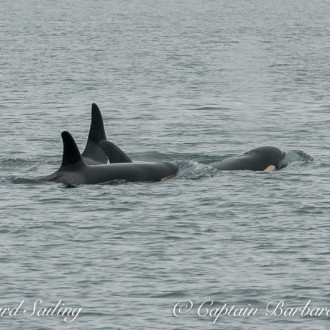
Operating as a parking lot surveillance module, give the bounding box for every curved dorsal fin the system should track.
[81,103,108,164]
[61,131,85,167]
[98,140,132,163]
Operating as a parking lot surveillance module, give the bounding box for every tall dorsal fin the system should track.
[87,103,106,143]
[98,140,132,163]
[81,103,108,164]
[61,131,85,167]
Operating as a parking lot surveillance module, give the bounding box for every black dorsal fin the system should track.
[98,140,132,163]
[85,103,106,144]
[61,131,85,167]
[81,103,108,164]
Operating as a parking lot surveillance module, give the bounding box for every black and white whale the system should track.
[210,146,287,172]
[81,103,131,165]
[81,104,286,173]
[39,131,178,185]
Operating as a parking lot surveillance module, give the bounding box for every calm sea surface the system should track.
[1,0,330,329]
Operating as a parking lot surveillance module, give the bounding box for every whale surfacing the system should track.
[81,103,132,165]
[211,146,286,172]
[40,131,178,185]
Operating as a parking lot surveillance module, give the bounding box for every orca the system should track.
[39,131,178,185]
[210,146,286,172]
[81,103,132,165]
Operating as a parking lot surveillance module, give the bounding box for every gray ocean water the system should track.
[1,0,329,329]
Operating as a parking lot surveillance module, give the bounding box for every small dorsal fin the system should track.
[98,140,132,163]
[81,103,108,163]
[61,131,85,167]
